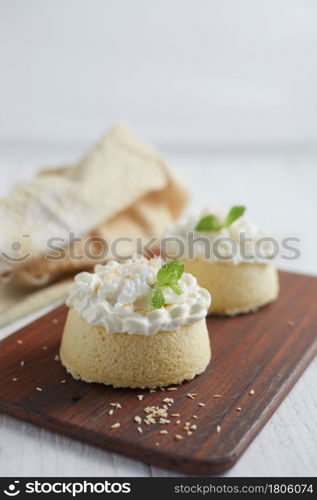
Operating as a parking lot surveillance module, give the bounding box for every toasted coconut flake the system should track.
[174,434,183,441]
[186,393,197,400]
[213,394,222,398]
[110,402,122,409]
[110,422,120,429]
[159,418,170,424]
[163,397,174,404]
[167,387,178,391]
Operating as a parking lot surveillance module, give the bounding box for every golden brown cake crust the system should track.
[182,259,279,315]
[60,308,211,388]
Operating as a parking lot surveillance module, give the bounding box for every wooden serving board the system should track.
[0,270,316,475]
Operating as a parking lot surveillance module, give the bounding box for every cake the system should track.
[60,255,211,388]
[163,206,279,315]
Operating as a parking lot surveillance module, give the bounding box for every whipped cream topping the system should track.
[163,206,276,264]
[66,255,211,335]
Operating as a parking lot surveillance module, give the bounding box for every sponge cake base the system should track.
[182,259,279,315]
[60,308,211,388]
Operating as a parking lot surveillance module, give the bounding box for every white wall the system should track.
[1,0,317,150]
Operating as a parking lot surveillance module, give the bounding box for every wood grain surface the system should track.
[0,270,316,475]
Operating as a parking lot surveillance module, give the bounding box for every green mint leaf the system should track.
[151,259,185,309]
[195,206,246,233]
[195,214,223,232]
[151,287,165,310]
[170,283,183,295]
[157,259,184,284]
[224,205,246,227]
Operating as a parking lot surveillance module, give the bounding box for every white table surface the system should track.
[0,146,316,477]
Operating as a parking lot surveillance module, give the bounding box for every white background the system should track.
[0,0,316,477]
[1,0,317,149]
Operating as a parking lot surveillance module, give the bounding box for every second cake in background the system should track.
[162,206,279,316]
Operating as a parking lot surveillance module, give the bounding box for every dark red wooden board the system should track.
[0,271,316,474]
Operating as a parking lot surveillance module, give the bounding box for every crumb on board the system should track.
[137,394,144,401]
[213,394,222,398]
[134,416,142,424]
[137,427,143,434]
[174,434,183,441]
[236,407,242,412]
[110,422,120,429]
[186,393,197,400]
[216,425,221,433]
[12,377,18,382]
[110,402,122,409]
[163,397,174,404]
[60,379,66,384]
[42,346,48,350]
[198,402,205,407]
[167,387,178,391]
[20,361,25,367]
[36,387,43,392]
[52,318,59,325]
[17,340,23,345]
[287,320,295,327]
[54,355,60,362]
[159,418,170,424]
[249,389,255,395]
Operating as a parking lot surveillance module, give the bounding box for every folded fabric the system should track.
[0,123,189,327]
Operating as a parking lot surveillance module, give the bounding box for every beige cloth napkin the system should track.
[0,123,189,327]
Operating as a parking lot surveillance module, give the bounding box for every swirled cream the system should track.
[66,255,211,335]
[163,206,277,264]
